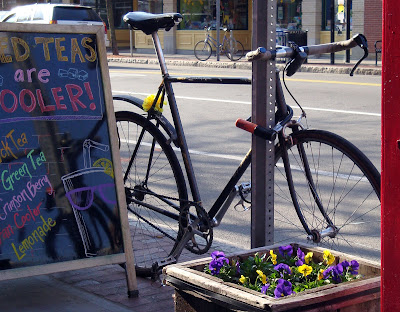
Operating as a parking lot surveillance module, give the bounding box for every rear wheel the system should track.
[194,41,213,61]
[115,111,188,277]
[225,39,244,61]
[274,130,381,260]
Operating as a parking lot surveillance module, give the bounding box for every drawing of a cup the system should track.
[61,140,116,257]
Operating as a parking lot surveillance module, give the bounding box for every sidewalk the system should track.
[0,51,381,312]
[107,49,382,75]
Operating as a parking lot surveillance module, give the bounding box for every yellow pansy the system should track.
[256,270,267,284]
[304,252,313,264]
[298,264,313,277]
[269,250,277,265]
[323,250,335,265]
[239,275,247,284]
[318,269,324,280]
[142,94,167,113]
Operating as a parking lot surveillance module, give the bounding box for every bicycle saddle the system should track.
[123,12,182,35]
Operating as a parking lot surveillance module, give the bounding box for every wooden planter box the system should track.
[163,243,380,312]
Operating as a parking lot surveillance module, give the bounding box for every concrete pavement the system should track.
[0,51,382,312]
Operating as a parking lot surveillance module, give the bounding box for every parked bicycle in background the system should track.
[194,25,245,61]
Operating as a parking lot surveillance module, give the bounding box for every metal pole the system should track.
[251,0,276,248]
[382,2,400,310]
[216,0,220,61]
[130,29,133,57]
[330,0,335,64]
[345,0,351,62]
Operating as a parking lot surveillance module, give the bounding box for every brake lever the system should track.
[350,34,369,77]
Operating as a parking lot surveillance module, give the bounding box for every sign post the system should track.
[0,23,138,297]
[382,0,400,310]
[251,0,276,247]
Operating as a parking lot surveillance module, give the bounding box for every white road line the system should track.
[122,139,368,182]
[110,73,147,77]
[113,91,381,117]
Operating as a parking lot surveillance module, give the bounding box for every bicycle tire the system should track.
[225,39,244,61]
[115,111,188,277]
[273,129,381,260]
[194,41,212,61]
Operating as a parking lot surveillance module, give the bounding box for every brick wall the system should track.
[364,0,382,52]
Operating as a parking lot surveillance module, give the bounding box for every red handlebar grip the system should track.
[235,119,256,134]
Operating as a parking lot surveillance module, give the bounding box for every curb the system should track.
[107,56,382,76]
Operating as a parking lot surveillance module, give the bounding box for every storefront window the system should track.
[138,0,163,13]
[277,0,302,30]
[322,0,352,31]
[178,0,248,30]
[81,0,133,29]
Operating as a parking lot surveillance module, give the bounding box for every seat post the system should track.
[152,32,169,76]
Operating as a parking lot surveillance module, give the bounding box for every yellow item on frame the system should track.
[142,94,167,113]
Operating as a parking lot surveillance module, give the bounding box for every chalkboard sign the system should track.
[0,24,137,294]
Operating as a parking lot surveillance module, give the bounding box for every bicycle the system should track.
[119,12,380,278]
[194,25,245,61]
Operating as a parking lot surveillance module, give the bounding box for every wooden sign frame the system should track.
[0,23,138,297]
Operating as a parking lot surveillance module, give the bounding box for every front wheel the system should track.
[194,41,212,61]
[273,130,381,260]
[225,39,244,61]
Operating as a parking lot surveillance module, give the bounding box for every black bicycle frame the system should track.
[143,31,333,237]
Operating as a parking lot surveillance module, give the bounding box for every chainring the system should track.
[179,204,213,255]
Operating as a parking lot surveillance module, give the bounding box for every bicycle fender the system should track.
[113,94,178,147]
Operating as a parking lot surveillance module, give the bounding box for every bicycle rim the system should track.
[274,130,380,260]
[225,40,244,61]
[115,111,188,275]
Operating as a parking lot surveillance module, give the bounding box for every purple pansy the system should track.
[323,264,344,283]
[274,279,295,298]
[340,260,350,269]
[274,263,292,276]
[322,266,334,279]
[295,248,305,266]
[235,260,241,274]
[349,260,359,275]
[261,283,270,295]
[279,245,293,257]
[209,251,229,275]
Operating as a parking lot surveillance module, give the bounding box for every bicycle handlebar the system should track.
[246,34,369,76]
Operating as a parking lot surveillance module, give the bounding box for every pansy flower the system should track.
[261,283,270,295]
[269,250,277,265]
[279,245,293,257]
[295,248,305,266]
[208,251,229,275]
[317,269,324,280]
[298,264,312,277]
[323,250,335,265]
[304,252,313,264]
[274,279,295,298]
[322,264,343,283]
[256,270,267,284]
[239,275,247,284]
[349,260,359,275]
[274,263,292,276]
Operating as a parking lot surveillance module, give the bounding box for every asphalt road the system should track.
[109,62,381,259]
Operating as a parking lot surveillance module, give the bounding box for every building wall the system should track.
[364,0,382,52]
[302,0,322,45]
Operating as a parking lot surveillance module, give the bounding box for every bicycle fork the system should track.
[280,130,338,243]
